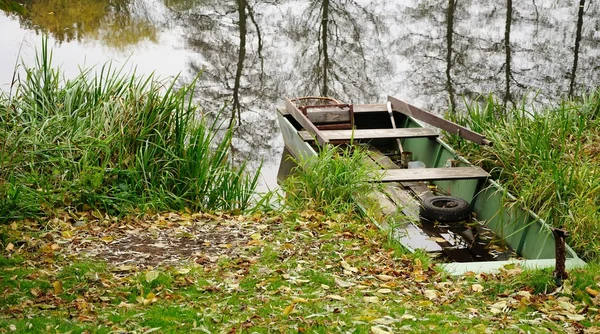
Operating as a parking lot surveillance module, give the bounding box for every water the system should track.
[2,0,599,191]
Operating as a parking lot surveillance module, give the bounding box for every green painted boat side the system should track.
[276,106,586,274]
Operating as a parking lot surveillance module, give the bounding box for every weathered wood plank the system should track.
[299,128,438,141]
[281,103,387,115]
[375,167,489,182]
[388,96,493,146]
[284,98,328,146]
[299,107,352,124]
[353,104,387,113]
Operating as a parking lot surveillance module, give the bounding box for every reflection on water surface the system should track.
[2,0,599,190]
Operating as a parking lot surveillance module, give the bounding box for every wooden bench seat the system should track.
[299,128,438,141]
[372,167,489,182]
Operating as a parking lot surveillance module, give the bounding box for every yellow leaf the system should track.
[292,298,308,303]
[5,243,14,252]
[376,288,392,294]
[100,236,113,244]
[586,287,599,297]
[283,303,296,316]
[145,270,159,283]
[53,281,63,294]
[250,233,261,240]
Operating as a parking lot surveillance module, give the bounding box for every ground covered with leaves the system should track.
[1,211,600,333]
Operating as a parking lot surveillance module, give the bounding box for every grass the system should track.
[0,37,259,222]
[2,211,596,333]
[445,93,600,261]
[279,143,380,216]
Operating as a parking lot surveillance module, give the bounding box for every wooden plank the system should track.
[281,103,387,115]
[375,167,489,182]
[284,98,328,146]
[388,96,493,146]
[299,128,438,141]
[353,104,387,113]
[304,109,351,124]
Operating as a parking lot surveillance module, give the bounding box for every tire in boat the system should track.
[419,195,471,223]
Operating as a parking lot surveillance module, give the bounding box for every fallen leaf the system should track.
[30,288,41,297]
[371,326,392,334]
[176,268,190,275]
[587,287,599,297]
[375,274,394,281]
[53,281,63,294]
[558,300,576,312]
[146,270,159,283]
[471,284,484,292]
[371,316,397,325]
[335,277,355,288]
[341,260,359,273]
[363,296,379,303]
[6,243,14,252]
[517,290,532,300]
[423,289,437,300]
[377,288,392,294]
[325,294,346,301]
[283,303,296,316]
[117,301,135,308]
[565,313,585,321]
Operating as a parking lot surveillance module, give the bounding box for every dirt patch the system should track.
[45,212,276,270]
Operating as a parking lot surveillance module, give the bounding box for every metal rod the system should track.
[387,101,404,155]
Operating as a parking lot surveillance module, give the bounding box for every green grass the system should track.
[0,38,259,222]
[280,143,380,216]
[445,93,600,261]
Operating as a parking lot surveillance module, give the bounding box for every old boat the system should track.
[276,96,585,274]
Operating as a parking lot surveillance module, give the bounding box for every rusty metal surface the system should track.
[552,228,569,284]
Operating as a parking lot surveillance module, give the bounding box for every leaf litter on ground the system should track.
[0,209,599,333]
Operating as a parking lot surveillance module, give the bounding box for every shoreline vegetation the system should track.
[1,42,600,332]
[446,95,600,261]
[0,39,259,223]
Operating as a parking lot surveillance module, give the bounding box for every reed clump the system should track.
[280,144,379,215]
[0,40,259,222]
[446,94,600,260]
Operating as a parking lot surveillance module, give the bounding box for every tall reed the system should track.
[0,38,259,222]
[280,144,379,216]
[446,94,600,260]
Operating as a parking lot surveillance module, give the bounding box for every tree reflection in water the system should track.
[2,0,600,188]
[4,0,158,48]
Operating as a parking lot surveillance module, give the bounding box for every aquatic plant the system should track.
[0,38,259,222]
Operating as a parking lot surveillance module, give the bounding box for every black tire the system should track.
[419,196,471,222]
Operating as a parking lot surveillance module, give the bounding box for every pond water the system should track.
[2,0,599,192]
